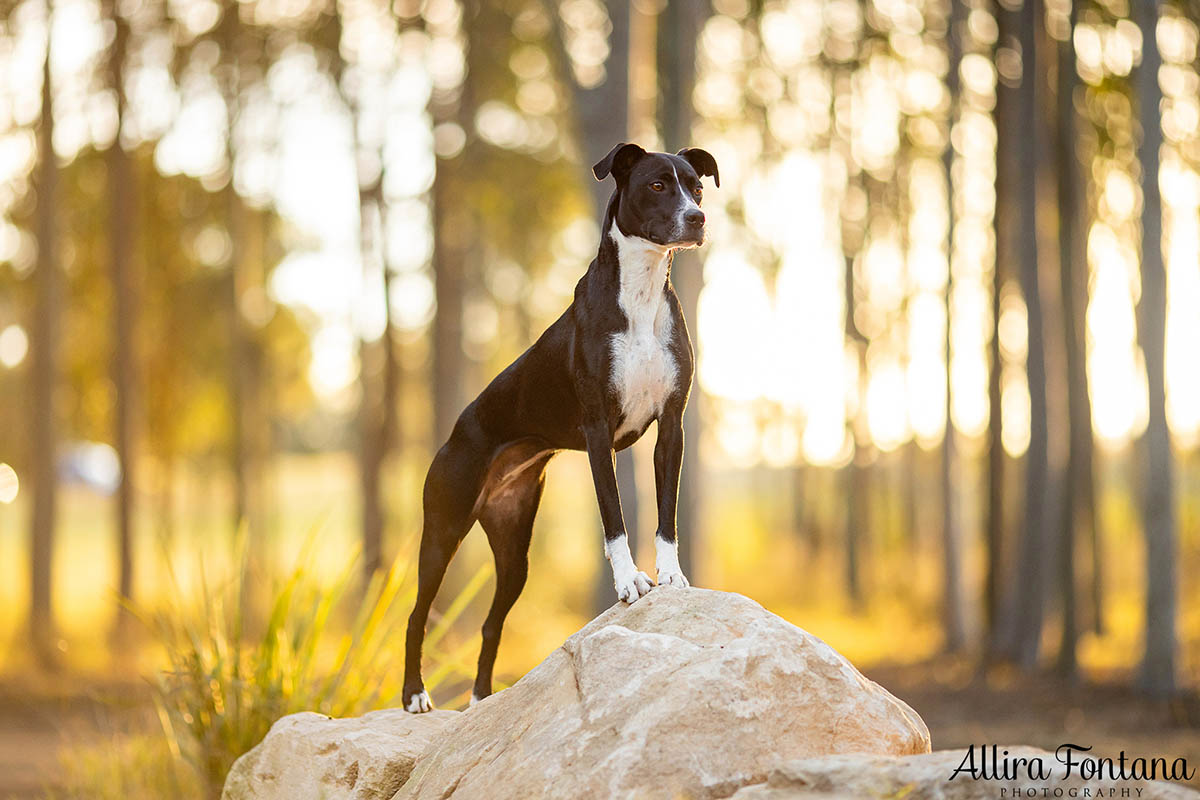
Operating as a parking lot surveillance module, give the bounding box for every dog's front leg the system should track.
[652,406,689,588]
[582,418,653,603]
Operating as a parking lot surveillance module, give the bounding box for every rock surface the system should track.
[220,589,1198,800]
[728,748,1200,799]
[397,587,930,800]
[221,708,460,800]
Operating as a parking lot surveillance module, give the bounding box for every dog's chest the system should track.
[609,245,677,440]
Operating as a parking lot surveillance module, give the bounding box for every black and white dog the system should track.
[402,142,719,713]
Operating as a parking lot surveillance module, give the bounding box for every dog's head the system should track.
[593,143,720,248]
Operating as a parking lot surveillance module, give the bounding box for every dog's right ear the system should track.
[592,143,646,182]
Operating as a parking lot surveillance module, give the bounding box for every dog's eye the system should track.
[693,186,703,200]
[650,181,665,192]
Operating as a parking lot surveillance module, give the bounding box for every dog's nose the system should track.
[684,209,705,227]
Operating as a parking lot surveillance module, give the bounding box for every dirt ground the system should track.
[0,677,153,800]
[866,659,1200,791]
[2,658,1197,798]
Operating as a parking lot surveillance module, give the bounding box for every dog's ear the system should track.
[676,147,720,188]
[592,142,646,182]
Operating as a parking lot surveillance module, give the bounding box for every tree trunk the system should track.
[843,444,866,607]
[658,0,709,584]
[834,25,870,609]
[986,0,1014,654]
[225,202,251,532]
[430,166,466,447]
[427,0,480,448]
[29,4,59,668]
[219,0,254,544]
[358,180,397,581]
[940,0,967,653]
[1002,0,1051,668]
[903,442,919,550]
[1054,0,1090,678]
[380,256,400,552]
[1133,0,1177,698]
[844,248,868,608]
[106,0,137,644]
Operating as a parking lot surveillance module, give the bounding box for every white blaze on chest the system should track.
[609,222,678,440]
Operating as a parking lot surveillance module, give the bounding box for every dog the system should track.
[402,142,719,713]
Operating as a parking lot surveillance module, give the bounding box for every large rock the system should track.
[222,708,460,800]
[728,748,1199,799]
[397,587,930,800]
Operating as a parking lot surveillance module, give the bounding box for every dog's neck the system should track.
[607,221,673,318]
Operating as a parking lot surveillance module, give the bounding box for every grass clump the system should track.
[54,531,490,799]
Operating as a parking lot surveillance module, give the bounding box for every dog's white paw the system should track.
[656,568,689,588]
[405,690,432,713]
[615,569,654,603]
[606,534,653,604]
[654,535,689,589]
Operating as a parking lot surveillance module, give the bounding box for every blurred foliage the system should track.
[127,527,489,797]
[0,144,313,472]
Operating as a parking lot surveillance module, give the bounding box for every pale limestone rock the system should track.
[728,748,1200,799]
[396,587,930,800]
[221,708,460,800]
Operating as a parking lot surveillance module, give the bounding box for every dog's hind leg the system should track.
[402,436,484,713]
[471,457,549,703]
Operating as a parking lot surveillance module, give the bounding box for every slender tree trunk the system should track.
[1054,0,1089,678]
[986,0,1014,653]
[844,422,867,607]
[833,21,870,609]
[225,195,250,536]
[903,442,919,549]
[844,248,868,608]
[359,183,383,580]
[986,249,1006,639]
[379,254,400,550]
[1002,0,1051,668]
[557,0,630,188]
[427,0,475,448]
[839,192,868,604]
[106,0,137,643]
[1029,0,1071,678]
[431,167,465,446]
[940,0,967,653]
[1133,0,1177,698]
[358,180,397,581]
[30,5,59,668]
[658,0,708,583]
[1086,434,1102,634]
[218,0,253,544]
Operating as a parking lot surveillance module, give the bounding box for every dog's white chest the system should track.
[609,224,677,440]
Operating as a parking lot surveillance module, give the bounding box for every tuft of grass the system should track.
[54,526,490,800]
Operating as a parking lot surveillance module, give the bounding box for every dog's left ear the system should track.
[592,142,646,182]
[677,147,720,188]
